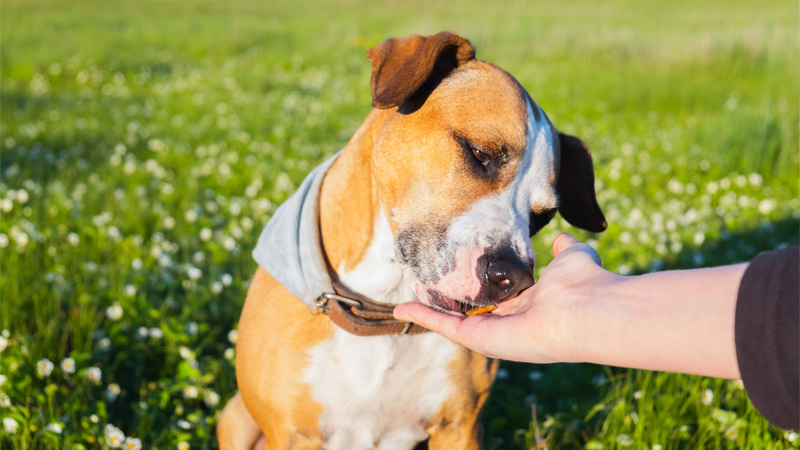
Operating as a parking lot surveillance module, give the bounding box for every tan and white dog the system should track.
[218,31,606,450]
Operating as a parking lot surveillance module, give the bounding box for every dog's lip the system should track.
[419,283,535,315]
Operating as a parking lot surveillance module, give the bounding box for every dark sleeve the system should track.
[735,245,799,430]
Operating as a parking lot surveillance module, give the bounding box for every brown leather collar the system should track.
[314,282,428,336]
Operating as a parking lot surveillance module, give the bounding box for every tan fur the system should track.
[231,267,332,449]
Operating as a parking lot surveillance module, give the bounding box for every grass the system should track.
[1,0,798,448]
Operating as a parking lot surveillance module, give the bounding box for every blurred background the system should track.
[1,0,798,448]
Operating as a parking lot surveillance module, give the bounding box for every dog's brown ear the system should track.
[366,31,475,109]
[556,133,608,232]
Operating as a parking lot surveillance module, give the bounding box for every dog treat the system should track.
[466,305,497,316]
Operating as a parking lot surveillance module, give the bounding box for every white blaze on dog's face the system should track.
[366,32,606,313]
[371,62,558,312]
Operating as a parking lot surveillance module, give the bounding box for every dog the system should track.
[217,31,606,450]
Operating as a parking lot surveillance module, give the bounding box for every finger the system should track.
[553,232,578,257]
[393,302,467,341]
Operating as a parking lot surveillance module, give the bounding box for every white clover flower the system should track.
[634,390,642,400]
[90,414,99,423]
[183,385,198,399]
[106,383,121,401]
[162,216,176,229]
[45,422,63,434]
[3,417,18,433]
[0,233,8,248]
[177,419,192,430]
[786,431,798,443]
[653,445,662,450]
[187,267,202,281]
[98,337,111,351]
[37,358,55,377]
[211,281,223,294]
[222,236,236,251]
[224,348,235,360]
[135,327,149,340]
[60,357,76,374]
[184,322,199,336]
[204,390,220,408]
[106,303,124,321]
[0,336,7,352]
[86,367,102,383]
[1,330,8,338]
[158,254,172,268]
[124,438,142,450]
[725,426,737,440]
[184,210,198,223]
[616,434,633,446]
[192,251,205,264]
[0,374,7,387]
[0,393,10,407]
[149,327,164,340]
[701,388,714,405]
[200,228,213,241]
[228,329,238,344]
[67,232,80,246]
[131,258,143,270]
[124,284,136,297]
[105,423,126,447]
[177,442,190,450]
[221,274,233,286]
[179,346,194,359]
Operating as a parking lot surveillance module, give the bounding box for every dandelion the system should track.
[86,367,102,383]
[3,417,18,433]
[204,390,220,408]
[228,329,239,344]
[177,442,190,450]
[616,434,633,446]
[105,423,126,448]
[61,357,76,374]
[701,388,714,405]
[106,383,121,401]
[0,393,10,407]
[106,303,124,321]
[37,358,55,377]
[724,426,737,440]
[0,336,7,352]
[183,385,198,399]
[45,423,63,434]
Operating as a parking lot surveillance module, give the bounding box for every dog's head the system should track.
[366,32,606,313]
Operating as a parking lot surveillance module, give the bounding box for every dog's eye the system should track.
[471,148,490,166]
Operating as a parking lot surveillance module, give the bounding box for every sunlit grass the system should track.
[1,0,798,448]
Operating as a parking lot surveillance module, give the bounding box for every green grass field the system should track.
[1,0,798,448]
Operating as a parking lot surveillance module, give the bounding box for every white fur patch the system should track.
[305,326,457,450]
[410,98,557,306]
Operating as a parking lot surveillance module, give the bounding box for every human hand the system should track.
[393,232,621,363]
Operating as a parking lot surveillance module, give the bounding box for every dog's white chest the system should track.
[304,329,457,450]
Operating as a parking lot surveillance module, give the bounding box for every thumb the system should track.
[553,232,578,257]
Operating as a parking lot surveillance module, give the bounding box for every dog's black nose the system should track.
[477,247,535,303]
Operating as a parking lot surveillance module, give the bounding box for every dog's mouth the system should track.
[424,288,522,315]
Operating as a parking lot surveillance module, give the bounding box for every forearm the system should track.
[572,263,748,378]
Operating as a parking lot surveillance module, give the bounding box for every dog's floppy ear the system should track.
[556,133,608,232]
[366,31,475,110]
